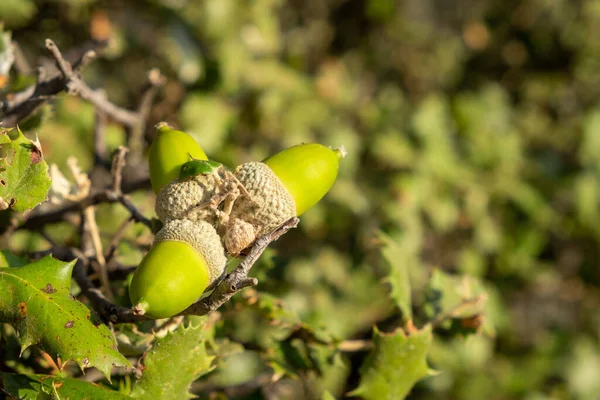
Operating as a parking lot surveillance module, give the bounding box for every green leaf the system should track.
[0,127,51,212]
[349,325,433,400]
[0,372,132,400]
[131,318,215,400]
[423,269,487,333]
[381,233,412,322]
[0,255,131,378]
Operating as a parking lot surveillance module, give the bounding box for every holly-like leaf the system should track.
[0,256,131,378]
[349,325,433,400]
[381,233,412,322]
[423,269,488,335]
[131,318,215,400]
[0,126,51,212]
[0,372,132,400]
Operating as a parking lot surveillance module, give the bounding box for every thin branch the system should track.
[179,217,299,316]
[72,50,97,74]
[105,146,153,229]
[81,206,113,300]
[0,39,142,128]
[8,172,149,234]
[110,146,128,193]
[70,248,145,324]
[45,39,73,78]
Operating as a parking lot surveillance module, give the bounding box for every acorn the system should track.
[224,143,346,254]
[149,122,208,194]
[129,219,227,319]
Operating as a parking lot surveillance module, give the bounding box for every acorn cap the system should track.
[155,175,220,223]
[232,162,296,237]
[263,143,345,215]
[149,122,208,194]
[154,219,227,283]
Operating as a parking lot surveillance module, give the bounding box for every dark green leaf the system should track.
[131,318,215,400]
[0,256,131,378]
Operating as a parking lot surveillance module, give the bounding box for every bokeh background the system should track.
[1,0,600,399]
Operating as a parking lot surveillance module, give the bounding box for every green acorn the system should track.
[129,219,226,319]
[149,122,208,194]
[224,143,346,254]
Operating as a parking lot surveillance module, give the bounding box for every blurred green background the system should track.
[2,0,600,399]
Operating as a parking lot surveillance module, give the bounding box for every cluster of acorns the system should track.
[128,123,346,318]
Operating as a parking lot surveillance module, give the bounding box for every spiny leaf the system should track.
[0,255,131,379]
[0,126,51,212]
[381,233,412,322]
[349,325,433,400]
[0,372,132,400]
[131,318,215,400]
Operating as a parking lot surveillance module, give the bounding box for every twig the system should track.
[45,39,138,126]
[81,206,113,300]
[6,172,149,235]
[0,39,155,129]
[71,248,145,323]
[105,146,153,229]
[110,146,128,193]
[180,217,299,316]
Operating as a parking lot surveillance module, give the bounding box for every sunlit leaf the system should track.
[349,325,433,400]
[0,256,131,379]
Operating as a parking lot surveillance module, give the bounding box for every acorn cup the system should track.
[129,219,227,319]
[149,122,208,194]
[224,143,346,255]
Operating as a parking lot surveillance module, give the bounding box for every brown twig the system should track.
[1,39,160,130]
[81,206,113,300]
[179,217,299,316]
[44,39,137,126]
[104,146,153,229]
[69,247,145,324]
